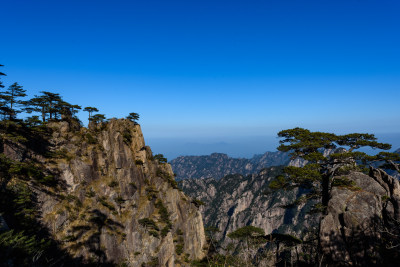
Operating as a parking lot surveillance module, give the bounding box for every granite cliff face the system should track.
[179,154,400,266]
[320,167,400,266]
[179,167,319,244]
[2,119,205,266]
[171,152,290,180]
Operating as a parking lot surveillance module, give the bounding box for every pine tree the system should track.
[83,107,99,120]
[272,128,399,208]
[90,114,106,124]
[0,64,5,89]
[0,82,27,120]
[127,112,139,123]
[26,91,62,122]
[54,100,81,120]
[0,64,7,119]
[40,91,62,120]
[26,96,47,122]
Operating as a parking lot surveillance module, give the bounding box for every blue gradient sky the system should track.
[1,0,400,159]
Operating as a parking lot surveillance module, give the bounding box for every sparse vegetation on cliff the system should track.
[0,64,205,266]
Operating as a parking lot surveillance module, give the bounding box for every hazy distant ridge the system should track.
[170,151,290,180]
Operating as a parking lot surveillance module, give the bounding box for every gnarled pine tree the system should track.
[272,127,400,210]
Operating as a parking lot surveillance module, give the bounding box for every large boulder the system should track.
[320,168,400,266]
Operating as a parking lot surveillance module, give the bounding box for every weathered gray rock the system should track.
[320,168,400,266]
[180,167,320,245]
[5,119,206,266]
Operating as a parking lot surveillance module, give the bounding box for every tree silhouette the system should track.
[0,82,27,120]
[0,64,6,89]
[90,114,106,124]
[83,107,99,120]
[0,65,8,119]
[26,91,62,122]
[126,112,139,123]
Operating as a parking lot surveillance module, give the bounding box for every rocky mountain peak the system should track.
[2,119,206,266]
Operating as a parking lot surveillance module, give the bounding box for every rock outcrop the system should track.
[2,119,206,266]
[320,168,400,266]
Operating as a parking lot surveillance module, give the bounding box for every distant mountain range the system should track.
[170,151,291,180]
[171,147,400,180]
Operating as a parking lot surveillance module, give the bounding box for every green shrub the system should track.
[156,169,179,189]
[176,229,183,236]
[86,133,97,144]
[175,244,184,255]
[191,199,205,207]
[108,180,118,188]
[149,230,159,238]
[146,257,159,267]
[115,195,125,205]
[156,169,164,177]
[0,230,50,265]
[332,177,361,191]
[146,186,158,200]
[161,226,170,237]
[85,188,95,198]
[155,200,170,224]
[122,129,132,145]
[66,194,77,202]
[138,218,159,231]
[98,197,116,211]
[154,154,167,163]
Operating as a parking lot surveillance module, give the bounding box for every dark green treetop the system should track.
[227,225,265,240]
[26,91,62,122]
[40,91,62,120]
[24,115,42,127]
[53,101,81,120]
[83,106,99,120]
[227,225,265,261]
[25,95,47,122]
[154,154,167,164]
[90,114,106,124]
[127,112,139,122]
[0,64,5,88]
[0,82,27,120]
[0,66,8,118]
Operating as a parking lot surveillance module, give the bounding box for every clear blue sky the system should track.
[1,0,400,159]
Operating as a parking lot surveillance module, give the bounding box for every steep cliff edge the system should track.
[2,119,205,266]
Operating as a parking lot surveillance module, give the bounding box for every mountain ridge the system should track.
[170,151,291,180]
